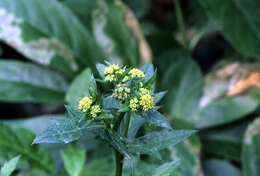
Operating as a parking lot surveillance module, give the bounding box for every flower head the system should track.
[139,88,151,96]
[104,64,120,75]
[111,83,130,101]
[129,97,139,111]
[129,68,145,79]
[90,105,101,118]
[139,94,154,112]
[78,96,93,112]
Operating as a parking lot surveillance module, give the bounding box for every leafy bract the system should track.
[0,60,68,103]
[66,68,97,108]
[0,156,20,176]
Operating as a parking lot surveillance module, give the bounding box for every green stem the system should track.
[175,0,189,49]
[123,112,131,137]
[114,112,125,131]
[114,112,131,176]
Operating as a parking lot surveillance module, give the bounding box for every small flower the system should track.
[139,88,151,96]
[139,94,154,112]
[129,97,140,111]
[90,105,101,118]
[111,83,130,101]
[105,74,116,82]
[129,68,145,79]
[78,96,93,112]
[115,69,125,75]
[104,64,120,75]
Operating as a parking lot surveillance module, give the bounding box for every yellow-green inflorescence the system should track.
[104,64,125,82]
[129,87,154,112]
[78,96,101,118]
[103,64,154,112]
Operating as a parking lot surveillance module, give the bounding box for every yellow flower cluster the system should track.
[104,64,125,82]
[139,94,154,112]
[111,83,130,101]
[78,96,93,112]
[90,105,101,118]
[78,96,101,118]
[129,68,145,79]
[104,64,120,75]
[129,98,139,111]
[139,88,150,96]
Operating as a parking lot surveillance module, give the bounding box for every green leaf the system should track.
[33,109,103,144]
[154,91,167,104]
[127,129,196,155]
[61,145,85,176]
[0,0,104,73]
[96,63,106,79]
[0,156,20,176]
[66,68,97,108]
[141,111,171,129]
[128,113,146,140]
[92,0,139,66]
[141,63,154,82]
[242,118,260,176]
[199,0,260,58]
[201,120,249,161]
[152,160,180,176]
[203,159,241,176]
[0,124,54,174]
[0,60,69,103]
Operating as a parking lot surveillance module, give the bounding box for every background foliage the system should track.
[0,0,260,175]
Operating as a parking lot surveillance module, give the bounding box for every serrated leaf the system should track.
[141,111,171,129]
[0,60,68,103]
[0,156,20,176]
[66,68,97,108]
[152,160,179,176]
[33,116,103,144]
[127,129,196,155]
[99,129,130,158]
[199,0,260,58]
[61,145,85,176]
[0,124,54,174]
[0,0,104,73]
[242,118,260,176]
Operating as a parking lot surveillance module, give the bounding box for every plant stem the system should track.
[114,112,125,131]
[114,112,131,176]
[123,112,131,137]
[175,0,189,49]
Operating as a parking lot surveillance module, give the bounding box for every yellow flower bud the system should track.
[90,105,101,118]
[78,96,93,112]
[129,97,140,111]
[129,68,145,79]
[139,94,154,112]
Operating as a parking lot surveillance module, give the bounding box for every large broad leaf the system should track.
[201,120,249,162]
[92,0,139,66]
[203,159,241,176]
[0,124,54,174]
[61,145,85,176]
[199,0,260,58]
[0,60,68,103]
[163,55,260,129]
[127,129,196,155]
[33,106,104,144]
[242,118,260,176]
[0,0,104,75]
[66,68,97,108]
[0,156,20,176]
